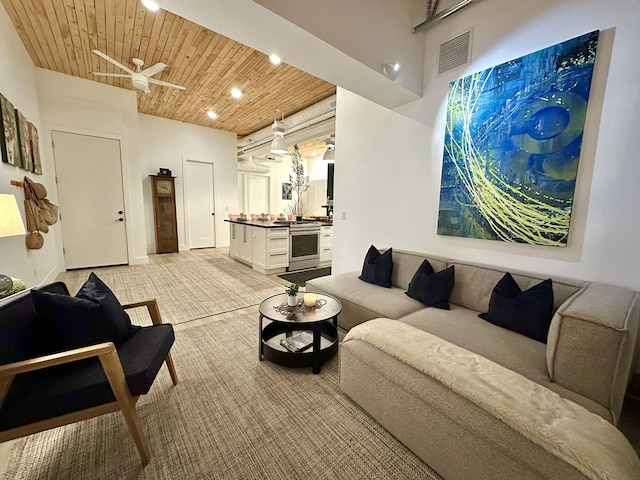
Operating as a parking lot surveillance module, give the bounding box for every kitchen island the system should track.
[225,219,332,275]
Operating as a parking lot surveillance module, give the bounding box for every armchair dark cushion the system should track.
[31,273,139,351]
[0,282,69,365]
[0,280,177,464]
[0,324,174,430]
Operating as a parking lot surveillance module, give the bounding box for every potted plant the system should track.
[285,283,300,306]
[288,144,310,221]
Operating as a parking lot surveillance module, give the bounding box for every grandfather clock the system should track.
[150,175,178,253]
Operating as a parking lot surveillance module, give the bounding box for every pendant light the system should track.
[270,109,288,155]
[323,135,335,163]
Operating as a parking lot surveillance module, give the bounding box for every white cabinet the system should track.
[251,227,266,269]
[229,222,289,274]
[253,227,289,274]
[229,223,241,259]
[319,225,333,265]
[230,223,252,264]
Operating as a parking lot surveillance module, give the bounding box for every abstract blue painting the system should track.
[437,31,599,246]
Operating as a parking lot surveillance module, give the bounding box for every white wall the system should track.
[254,0,425,95]
[334,0,640,293]
[0,3,59,287]
[137,113,238,251]
[35,69,148,266]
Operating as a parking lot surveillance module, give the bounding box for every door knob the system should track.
[118,218,124,222]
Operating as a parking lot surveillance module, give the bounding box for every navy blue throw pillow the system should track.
[31,273,138,350]
[358,246,393,288]
[406,260,454,310]
[479,272,554,343]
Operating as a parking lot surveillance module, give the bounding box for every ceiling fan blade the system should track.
[92,72,131,78]
[92,49,134,74]
[149,78,186,90]
[141,62,167,78]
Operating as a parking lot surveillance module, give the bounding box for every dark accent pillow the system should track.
[31,273,138,350]
[405,261,454,310]
[479,272,554,343]
[358,246,393,288]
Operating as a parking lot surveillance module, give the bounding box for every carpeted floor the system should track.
[56,251,284,325]
[278,267,331,286]
[3,310,441,480]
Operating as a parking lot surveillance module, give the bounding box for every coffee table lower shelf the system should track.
[260,321,338,373]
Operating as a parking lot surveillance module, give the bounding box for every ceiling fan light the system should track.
[141,0,160,12]
[131,73,149,91]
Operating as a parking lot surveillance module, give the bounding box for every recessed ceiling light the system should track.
[269,54,281,65]
[141,0,160,12]
[231,88,242,99]
[207,110,218,120]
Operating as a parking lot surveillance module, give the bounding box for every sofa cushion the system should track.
[359,246,393,288]
[399,306,612,421]
[479,273,554,343]
[31,273,139,350]
[447,261,582,313]
[307,272,424,320]
[406,261,454,310]
[391,250,448,290]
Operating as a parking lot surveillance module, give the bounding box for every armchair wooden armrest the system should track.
[0,342,116,407]
[0,342,151,464]
[122,298,178,385]
[122,298,164,326]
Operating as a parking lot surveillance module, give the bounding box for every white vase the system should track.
[287,295,298,307]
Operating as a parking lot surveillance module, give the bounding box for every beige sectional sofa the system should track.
[306,249,640,479]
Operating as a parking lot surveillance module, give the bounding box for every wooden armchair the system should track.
[0,282,178,465]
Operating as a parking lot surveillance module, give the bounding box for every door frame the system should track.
[49,125,136,267]
[182,156,218,249]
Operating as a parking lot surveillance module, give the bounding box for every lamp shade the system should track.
[270,134,288,155]
[323,136,335,163]
[0,194,26,237]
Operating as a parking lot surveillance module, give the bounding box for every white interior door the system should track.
[247,174,270,214]
[185,159,215,249]
[52,131,128,269]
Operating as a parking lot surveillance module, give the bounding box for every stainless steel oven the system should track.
[288,222,320,271]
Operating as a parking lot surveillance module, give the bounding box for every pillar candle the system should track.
[303,293,317,307]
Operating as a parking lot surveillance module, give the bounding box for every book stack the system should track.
[280,331,314,352]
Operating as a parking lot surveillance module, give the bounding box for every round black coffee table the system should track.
[259,292,342,374]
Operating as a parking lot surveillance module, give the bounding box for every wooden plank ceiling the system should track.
[1,0,336,137]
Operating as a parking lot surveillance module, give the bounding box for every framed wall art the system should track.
[437,31,599,247]
[0,94,19,166]
[28,121,42,174]
[15,109,31,171]
[282,182,292,200]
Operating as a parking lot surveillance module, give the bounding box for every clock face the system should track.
[157,179,172,194]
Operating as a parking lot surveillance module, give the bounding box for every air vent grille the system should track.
[438,30,472,75]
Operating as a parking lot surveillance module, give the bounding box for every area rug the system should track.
[278,267,331,286]
[56,253,284,325]
[3,312,442,480]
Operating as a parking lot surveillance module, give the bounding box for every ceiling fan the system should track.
[91,49,186,93]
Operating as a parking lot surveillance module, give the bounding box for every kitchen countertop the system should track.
[224,219,333,228]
